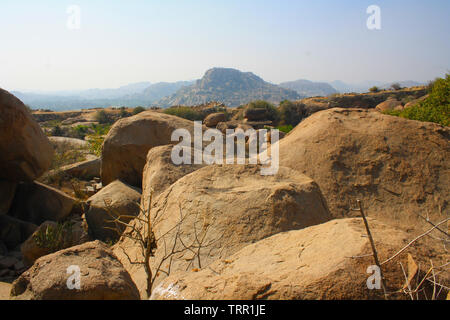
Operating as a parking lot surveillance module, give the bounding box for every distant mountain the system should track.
[129,81,195,102]
[10,81,193,111]
[157,68,302,107]
[328,80,379,93]
[24,82,152,100]
[279,79,338,97]
[381,81,425,90]
[74,82,153,99]
[10,91,100,110]
[329,80,425,93]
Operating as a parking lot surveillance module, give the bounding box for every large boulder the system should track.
[8,181,77,225]
[101,111,196,187]
[142,145,205,205]
[204,112,227,127]
[21,220,90,267]
[375,98,403,112]
[404,94,428,109]
[0,89,53,182]
[151,218,441,300]
[48,136,89,149]
[216,121,238,133]
[10,241,140,300]
[114,164,331,295]
[0,215,37,250]
[58,158,101,180]
[278,108,450,221]
[85,180,141,242]
[0,180,17,215]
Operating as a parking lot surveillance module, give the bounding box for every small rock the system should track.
[85,186,95,196]
[204,112,227,127]
[49,158,101,181]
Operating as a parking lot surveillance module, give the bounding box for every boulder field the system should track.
[114,164,331,296]
[1,88,448,300]
[101,111,197,187]
[151,218,443,300]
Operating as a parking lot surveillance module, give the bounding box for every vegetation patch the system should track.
[33,221,74,252]
[164,106,204,121]
[246,100,279,122]
[278,100,306,126]
[51,144,87,170]
[384,74,449,126]
[276,124,294,133]
[86,124,111,157]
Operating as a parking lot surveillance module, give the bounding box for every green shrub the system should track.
[278,100,305,126]
[132,106,146,115]
[164,106,204,121]
[87,136,104,157]
[52,149,87,169]
[384,74,449,126]
[391,83,402,91]
[70,125,90,139]
[91,123,111,135]
[94,110,111,124]
[246,100,279,122]
[369,86,380,93]
[276,124,294,133]
[33,221,74,252]
[86,124,111,157]
[119,108,131,118]
[51,125,64,136]
[426,79,437,93]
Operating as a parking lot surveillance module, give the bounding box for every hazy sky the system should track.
[1,0,449,91]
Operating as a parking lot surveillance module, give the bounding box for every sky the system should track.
[0,0,449,91]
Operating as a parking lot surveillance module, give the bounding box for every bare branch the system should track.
[381,218,450,265]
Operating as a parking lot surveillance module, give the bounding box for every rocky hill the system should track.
[157,68,302,107]
[279,79,338,97]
